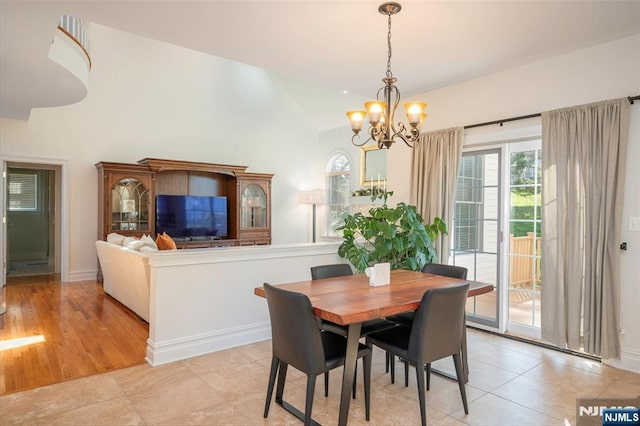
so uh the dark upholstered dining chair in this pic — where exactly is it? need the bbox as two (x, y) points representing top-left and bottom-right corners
(262, 283), (371, 426)
(310, 264), (397, 337)
(386, 263), (469, 385)
(366, 284), (470, 426)
(422, 263), (468, 279)
(311, 264), (397, 385)
(387, 263), (468, 327)
(310, 263), (353, 280)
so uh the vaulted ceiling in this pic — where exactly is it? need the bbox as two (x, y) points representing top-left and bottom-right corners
(1, 1), (639, 122)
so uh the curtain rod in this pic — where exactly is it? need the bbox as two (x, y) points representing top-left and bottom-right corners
(463, 94), (640, 130)
(464, 113), (541, 130)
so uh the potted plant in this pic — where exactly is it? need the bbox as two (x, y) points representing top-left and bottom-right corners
(337, 191), (447, 272)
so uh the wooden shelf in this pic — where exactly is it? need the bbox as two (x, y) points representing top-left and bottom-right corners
(96, 158), (273, 248)
(138, 158), (247, 176)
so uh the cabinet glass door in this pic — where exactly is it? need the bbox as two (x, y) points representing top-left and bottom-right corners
(241, 184), (266, 228)
(111, 178), (149, 232)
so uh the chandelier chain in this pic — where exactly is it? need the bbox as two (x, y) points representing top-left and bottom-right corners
(386, 12), (393, 78)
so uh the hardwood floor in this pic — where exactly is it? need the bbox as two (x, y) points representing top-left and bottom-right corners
(0, 275), (149, 395)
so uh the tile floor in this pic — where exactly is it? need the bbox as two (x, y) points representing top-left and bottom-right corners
(2, 329), (639, 425)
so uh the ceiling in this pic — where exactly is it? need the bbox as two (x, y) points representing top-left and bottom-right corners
(1, 1), (639, 123)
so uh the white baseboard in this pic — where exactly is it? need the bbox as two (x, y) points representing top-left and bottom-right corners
(604, 348), (640, 374)
(145, 322), (271, 366)
(69, 269), (98, 282)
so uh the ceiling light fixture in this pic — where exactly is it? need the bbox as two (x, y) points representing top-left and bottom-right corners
(347, 2), (427, 149)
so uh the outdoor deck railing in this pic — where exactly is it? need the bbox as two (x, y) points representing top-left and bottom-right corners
(509, 232), (541, 287)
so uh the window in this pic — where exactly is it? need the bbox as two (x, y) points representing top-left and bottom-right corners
(8, 172), (38, 211)
(454, 156), (484, 251)
(325, 153), (351, 236)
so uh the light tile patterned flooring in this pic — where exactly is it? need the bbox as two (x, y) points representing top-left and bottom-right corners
(2, 329), (639, 425)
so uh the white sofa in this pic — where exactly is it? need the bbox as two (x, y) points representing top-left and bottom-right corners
(95, 240), (151, 322)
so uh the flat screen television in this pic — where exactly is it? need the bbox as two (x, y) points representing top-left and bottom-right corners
(155, 195), (228, 238)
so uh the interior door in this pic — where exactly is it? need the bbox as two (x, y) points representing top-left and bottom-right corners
(6, 166), (55, 276)
(1, 161), (6, 312)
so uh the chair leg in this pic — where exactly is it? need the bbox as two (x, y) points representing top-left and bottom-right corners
(304, 375), (317, 426)
(426, 363), (431, 391)
(275, 362), (288, 404)
(352, 362), (357, 399)
(404, 359), (409, 387)
(324, 372), (329, 397)
(415, 360), (427, 426)
(390, 354), (395, 384)
(452, 353), (469, 414)
(363, 352), (372, 421)
(461, 323), (469, 383)
(385, 351), (390, 373)
(264, 356), (279, 418)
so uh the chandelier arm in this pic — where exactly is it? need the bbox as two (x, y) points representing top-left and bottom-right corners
(351, 131), (373, 147)
(384, 86), (393, 141)
(389, 120), (404, 140)
(390, 84), (400, 129)
(372, 122), (385, 143)
(392, 124), (421, 147)
(403, 131), (421, 148)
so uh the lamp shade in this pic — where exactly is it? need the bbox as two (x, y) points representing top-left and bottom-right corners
(365, 101), (387, 125)
(298, 189), (325, 205)
(346, 110), (367, 132)
(404, 102), (427, 125)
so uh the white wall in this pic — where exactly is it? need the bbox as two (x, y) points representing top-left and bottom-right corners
(609, 104), (640, 373)
(389, 34), (640, 202)
(0, 23), (324, 279)
(321, 34), (640, 371)
(146, 242), (343, 365)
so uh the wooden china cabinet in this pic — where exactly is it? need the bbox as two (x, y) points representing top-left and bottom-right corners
(232, 173), (272, 246)
(95, 162), (154, 242)
(95, 158), (273, 247)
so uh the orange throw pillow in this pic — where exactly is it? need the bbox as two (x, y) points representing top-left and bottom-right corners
(155, 232), (177, 250)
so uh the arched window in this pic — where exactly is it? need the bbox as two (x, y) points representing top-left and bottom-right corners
(325, 153), (351, 236)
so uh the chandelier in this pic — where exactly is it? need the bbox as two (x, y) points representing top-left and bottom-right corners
(346, 2), (427, 149)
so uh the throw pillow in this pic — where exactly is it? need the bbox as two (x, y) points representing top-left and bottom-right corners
(124, 237), (146, 251)
(156, 232), (177, 250)
(139, 245), (158, 253)
(106, 233), (126, 246)
(140, 234), (158, 250)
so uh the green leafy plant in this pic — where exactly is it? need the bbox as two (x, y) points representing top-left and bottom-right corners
(337, 191), (448, 272)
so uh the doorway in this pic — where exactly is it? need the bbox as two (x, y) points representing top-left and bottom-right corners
(505, 140), (542, 339)
(451, 149), (502, 330)
(4, 163), (62, 279)
(450, 138), (543, 340)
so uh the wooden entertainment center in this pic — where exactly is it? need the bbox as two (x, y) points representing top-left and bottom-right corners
(95, 158), (273, 248)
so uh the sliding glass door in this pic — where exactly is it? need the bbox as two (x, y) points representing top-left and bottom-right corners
(451, 149), (501, 329)
(451, 139), (543, 337)
(506, 140), (542, 338)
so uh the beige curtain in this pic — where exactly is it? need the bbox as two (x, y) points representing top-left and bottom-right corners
(541, 98), (630, 359)
(411, 127), (464, 264)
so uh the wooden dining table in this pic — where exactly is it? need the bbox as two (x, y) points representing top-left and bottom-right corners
(254, 269), (493, 426)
